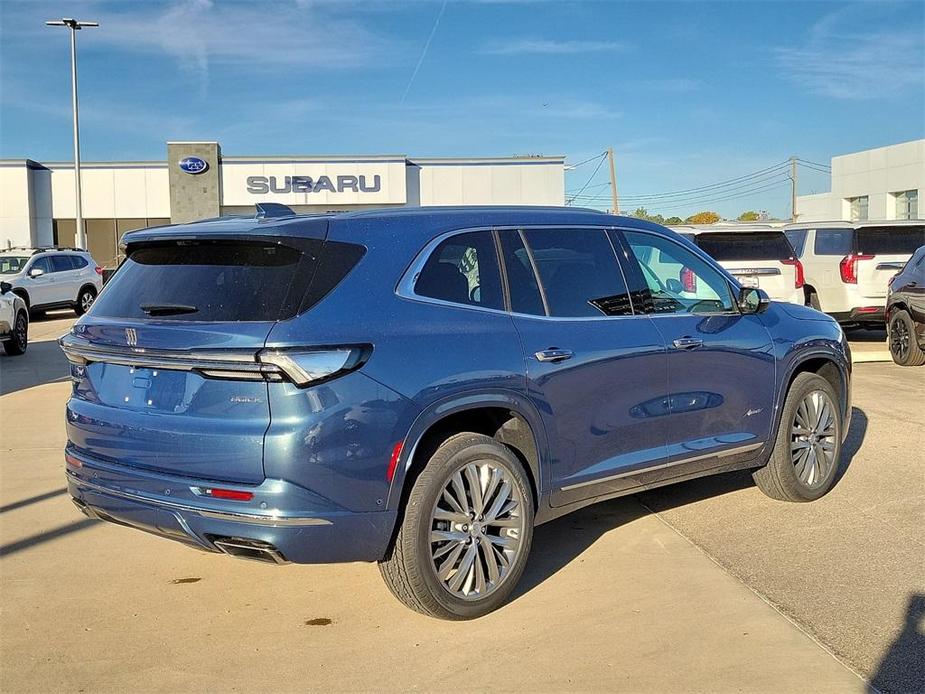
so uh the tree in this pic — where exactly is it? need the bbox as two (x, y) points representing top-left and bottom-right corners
(685, 211), (721, 225)
(737, 210), (760, 222)
(631, 207), (665, 225)
(664, 216), (683, 225)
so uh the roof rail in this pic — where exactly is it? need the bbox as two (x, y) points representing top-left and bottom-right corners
(255, 202), (296, 218)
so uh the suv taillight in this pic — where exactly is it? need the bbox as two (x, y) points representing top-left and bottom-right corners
(257, 347), (369, 386)
(839, 253), (874, 284)
(781, 257), (804, 289)
(94, 266), (104, 275)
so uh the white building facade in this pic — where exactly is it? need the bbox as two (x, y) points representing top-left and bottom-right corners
(1, 141), (565, 268)
(796, 139), (923, 223)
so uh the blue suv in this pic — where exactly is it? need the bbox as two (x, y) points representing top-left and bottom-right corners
(60, 206), (851, 619)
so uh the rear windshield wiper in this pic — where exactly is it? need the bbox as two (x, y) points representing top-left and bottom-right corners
(140, 303), (199, 316)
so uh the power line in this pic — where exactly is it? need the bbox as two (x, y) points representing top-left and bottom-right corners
(589, 160), (791, 202)
(796, 158), (831, 170)
(797, 161), (832, 175)
(572, 178), (792, 213)
(567, 151), (607, 169)
(571, 171), (791, 206)
(565, 153), (607, 205)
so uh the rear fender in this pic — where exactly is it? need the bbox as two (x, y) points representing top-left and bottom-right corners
(385, 389), (549, 512)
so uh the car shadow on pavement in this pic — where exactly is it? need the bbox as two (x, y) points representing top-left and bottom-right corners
(0, 338), (71, 396)
(869, 593), (925, 694)
(514, 407), (868, 603)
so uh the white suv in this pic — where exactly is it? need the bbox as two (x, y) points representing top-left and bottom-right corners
(670, 225), (804, 305)
(0, 248), (103, 316)
(0, 281), (28, 355)
(784, 220), (925, 325)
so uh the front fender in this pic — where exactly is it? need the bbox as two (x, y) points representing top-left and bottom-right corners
(385, 388), (549, 512)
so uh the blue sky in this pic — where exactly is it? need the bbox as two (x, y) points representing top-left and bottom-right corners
(1, 0), (923, 219)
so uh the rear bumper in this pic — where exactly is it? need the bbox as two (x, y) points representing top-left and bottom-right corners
(831, 307), (886, 324)
(65, 449), (397, 564)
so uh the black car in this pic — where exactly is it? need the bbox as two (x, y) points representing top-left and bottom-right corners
(886, 244), (925, 366)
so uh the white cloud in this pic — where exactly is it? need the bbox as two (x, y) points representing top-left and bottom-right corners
(91, 0), (395, 92)
(479, 38), (628, 55)
(775, 5), (925, 99)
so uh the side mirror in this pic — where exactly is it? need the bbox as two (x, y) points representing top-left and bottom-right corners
(665, 278), (684, 294)
(0, 281), (11, 294)
(738, 287), (770, 314)
(28, 267), (44, 278)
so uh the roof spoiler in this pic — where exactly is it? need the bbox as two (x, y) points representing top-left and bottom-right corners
(256, 202), (296, 218)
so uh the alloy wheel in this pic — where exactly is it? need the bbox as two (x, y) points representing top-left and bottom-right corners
(429, 461), (526, 600)
(890, 317), (910, 362)
(790, 390), (837, 488)
(14, 314), (27, 350)
(81, 291), (95, 312)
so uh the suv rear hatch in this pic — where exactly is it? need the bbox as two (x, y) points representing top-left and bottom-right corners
(61, 221), (360, 484)
(852, 225), (925, 302)
(693, 232), (801, 302)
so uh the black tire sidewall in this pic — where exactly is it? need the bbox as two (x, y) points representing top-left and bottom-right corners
(889, 310), (924, 366)
(3, 311), (28, 355)
(75, 287), (96, 316)
(403, 435), (534, 619)
(773, 373), (843, 501)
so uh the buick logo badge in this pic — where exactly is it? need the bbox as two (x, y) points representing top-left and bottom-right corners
(125, 328), (138, 347)
(178, 156), (209, 175)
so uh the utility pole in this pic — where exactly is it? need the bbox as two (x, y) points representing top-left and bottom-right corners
(46, 18), (98, 250)
(790, 156), (798, 222)
(607, 147), (619, 214)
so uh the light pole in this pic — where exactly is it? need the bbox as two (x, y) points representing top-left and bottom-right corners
(46, 18), (98, 250)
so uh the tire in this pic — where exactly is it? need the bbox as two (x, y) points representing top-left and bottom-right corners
(888, 309), (925, 366)
(2, 310), (28, 356)
(74, 286), (97, 316)
(379, 432), (535, 620)
(753, 372), (842, 502)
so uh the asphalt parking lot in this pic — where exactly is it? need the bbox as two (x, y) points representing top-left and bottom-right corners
(1, 313), (922, 693)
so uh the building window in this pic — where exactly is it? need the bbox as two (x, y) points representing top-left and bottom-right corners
(894, 190), (918, 220)
(848, 196), (869, 221)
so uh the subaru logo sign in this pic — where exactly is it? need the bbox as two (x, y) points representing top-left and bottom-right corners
(178, 156), (209, 175)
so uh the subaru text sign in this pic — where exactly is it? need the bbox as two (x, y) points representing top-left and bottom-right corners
(178, 156), (209, 175)
(246, 175), (381, 195)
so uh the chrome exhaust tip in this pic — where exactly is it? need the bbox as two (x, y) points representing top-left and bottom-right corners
(211, 537), (287, 564)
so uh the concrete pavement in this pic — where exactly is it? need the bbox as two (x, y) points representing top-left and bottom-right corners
(0, 312), (909, 692)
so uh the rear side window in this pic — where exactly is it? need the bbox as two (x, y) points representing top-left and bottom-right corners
(51, 255), (74, 272)
(414, 231), (503, 310)
(499, 231), (544, 316)
(785, 229), (807, 256)
(92, 239), (320, 322)
(522, 228), (632, 317)
(814, 229), (852, 255)
(694, 233), (794, 261)
(856, 226), (925, 255)
(71, 255), (89, 269)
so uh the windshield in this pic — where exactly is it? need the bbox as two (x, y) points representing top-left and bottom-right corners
(694, 232), (795, 261)
(0, 256), (29, 274)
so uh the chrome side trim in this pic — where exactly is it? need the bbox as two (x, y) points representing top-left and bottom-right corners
(876, 262), (906, 271)
(67, 472), (332, 527)
(727, 267), (782, 276)
(559, 442), (764, 491)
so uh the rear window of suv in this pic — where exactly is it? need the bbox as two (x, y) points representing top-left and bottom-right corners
(694, 232), (794, 261)
(92, 238), (361, 322)
(856, 226), (925, 255)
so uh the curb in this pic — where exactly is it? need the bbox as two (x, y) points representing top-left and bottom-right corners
(852, 352), (892, 364)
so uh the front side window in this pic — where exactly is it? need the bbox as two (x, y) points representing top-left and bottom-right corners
(894, 190), (919, 220)
(623, 231), (735, 315)
(521, 228), (632, 317)
(414, 231), (503, 310)
(848, 196), (869, 221)
(29, 256), (51, 274)
(814, 229), (853, 255)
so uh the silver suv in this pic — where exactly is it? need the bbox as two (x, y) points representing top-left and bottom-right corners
(0, 248), (103, 316)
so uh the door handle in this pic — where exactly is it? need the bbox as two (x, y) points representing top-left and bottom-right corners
(671, 337), (703, 350)
(535, 348), (573, 362)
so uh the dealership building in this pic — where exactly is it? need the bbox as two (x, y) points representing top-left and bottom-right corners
(796, 139), (923, 223)
(0, 141), (565, 267)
